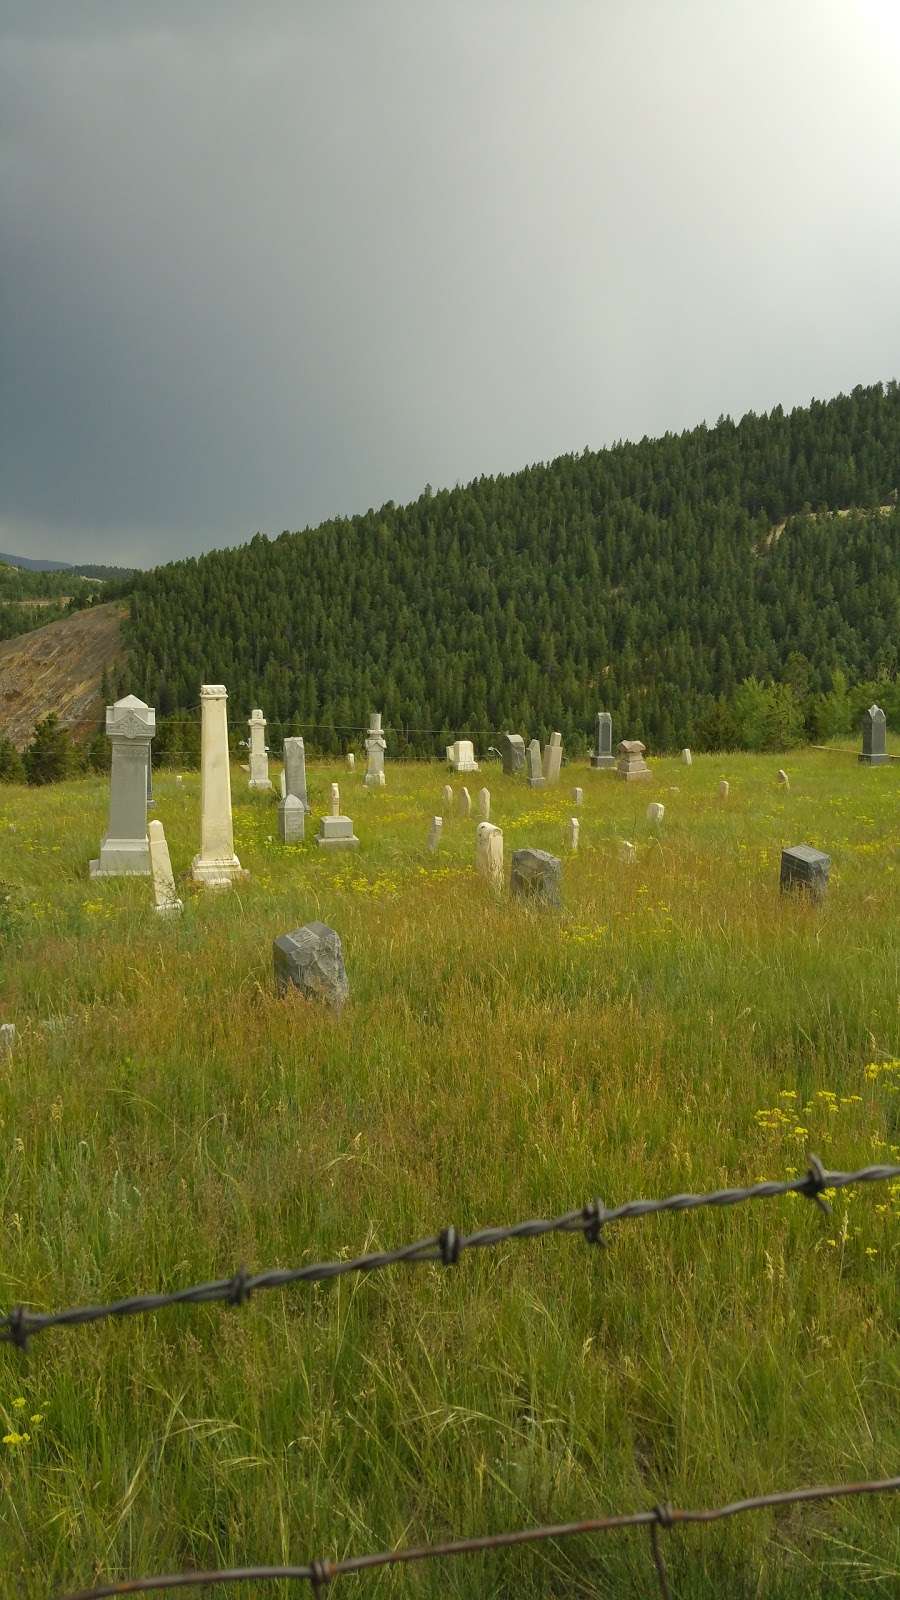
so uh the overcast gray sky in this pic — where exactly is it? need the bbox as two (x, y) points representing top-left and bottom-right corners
(2, 1), (900, 567)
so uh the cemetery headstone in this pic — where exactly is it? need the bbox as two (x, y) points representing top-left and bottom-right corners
(192, 685), (245, 887)
(148, 819), (183, 914)
(364, 712), (387, 788)
(572, 786), (583, 806)
(330, 782), (341, 816)
(248, 709), (273, 791)
(526, 738), (546, 789)
(591, 711), (616, 770)
(646, 802), (665, 824)
(278, 793), (305, 844)
(346, 751), (356, 771)
(618, 839), (637, 863)
(90, 695), (155, 877)
(859, 704), (889, 765)
(279, 770), (287, 799)
(780, 844), (830, 903)
(498, 732), (527, 775)
(510, 847), (562, 907)
(441, 784), (454, 815)
(616, 740), (651, 781)
(273, 922), (349, 1012)
(283, 737), (309, 810)
(718, 779), (730, 799)
(777, 769), (790, 789)
(567, 817), (580, 851)
(681, 748), (692, 766)
(459, 786), (471, 818)
(479, 786), (491, 821)
(428, 816), (443, 852)
(316, 811), (360, 850)
(0, 1023), (16, 1055)
(542, 731), (563, 785)
(447, 739), (479, 772)
(475, 822), (504, 890)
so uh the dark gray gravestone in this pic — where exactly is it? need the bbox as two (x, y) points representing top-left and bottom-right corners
(780, 845), (830, 903)
(273, 922), (349, 1011)
(510, 847), (562, 907)
(591, 711), (616, 769)
(499, 732), (527, 775)
(859, 705), (889, 766)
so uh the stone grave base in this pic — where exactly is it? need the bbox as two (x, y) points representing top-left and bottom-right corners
(191, 853), (245, 888)
(90, 837), (151, 876)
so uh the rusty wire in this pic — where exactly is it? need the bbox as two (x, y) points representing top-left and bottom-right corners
(55, 1475), (900, 1599)
(1, 1158), (897, 1349)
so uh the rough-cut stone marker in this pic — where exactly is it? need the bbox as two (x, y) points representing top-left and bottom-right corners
(364, 712), (387, 788)
(278, 794), (305, 843)
(330, 782), (341, 816)
(479, 786), (491, 821)
(542, 731), (563, 785)
(681, 748), (692, 766)
(283, 736), (309, 810)
(859, 704), (889, 766)
(718, 779), (730, 799)
(148, 819), (183, 915)
(510, 847), (562, 907)
(90, 694), (155, 877)
(346, 752), (356, 771)
(777, 769), (790, 789)
(567, 817), (580, 851)
(591, 711), (616, 770)
(247, 709), (273, 791)
(646, 802), (665, 824)
(476, 822), (504, 890)
(618, 839), (637, 863)
(316, 812), (360, 850)
(273, 922), (349, 1012)
(447, 739), (479, 773)
(572, 786), (583, 806)
(441, 784), (453, 815)
(780, 844), (830, 903)
(526, 738), (546, 789)
(428, 816), (443, 852)
(459, 786), (471, 818)
(616, 739), (651, 781)
(192, 685), (245, 887)
(0, 1023), (16, 1055)
(499, 732), (526, 775)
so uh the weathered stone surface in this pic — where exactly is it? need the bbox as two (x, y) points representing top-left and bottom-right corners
(478, 786), (491, 821)
(499, 733), (526, 775)
(476, 822), (503, 889)
(572, 786), (583, 806)
(441, 784), (453, 814)
(618, 839), (636, 863)
(283, 737), (309, 810)
(591, 711), (616, 770)
(780, 844), (830, 902)
(90, 694), (155, 877)
(148, 819), (182, 914)
(860, 704), (889, 765)
(364, 712), (387, 787)
(616, 740), (651, 782)
(192, 685), (244, 887)
(777, 769), (790, 789)
(458, 786), (471, 818)
(681, 748), (692, 766)
(316, 814), (359, 850)
(330, 782), (341, 816)
(542, 731), (563, 785)
(346, 751), (356, 770)
(526, 739), (545, 789)
(428, 816), (442, 851)
(248, 709), (272, 791)
(273, 922), (349, 1011)
(718, 779), (730, 799)
(566, 817), (579, 851)
(278, 794), (305, 843)
(646, 802), (665, 824)
(447, 739), (479, 773)
(510, 847), (562, 907)
(0, 1023), (16, 1055)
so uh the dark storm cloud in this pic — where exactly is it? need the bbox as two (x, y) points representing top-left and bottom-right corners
(2, 1), (900, 565)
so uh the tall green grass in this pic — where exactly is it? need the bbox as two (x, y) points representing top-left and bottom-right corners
(0, 749), (898, 1597)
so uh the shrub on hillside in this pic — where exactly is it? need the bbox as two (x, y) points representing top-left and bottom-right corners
(23, 713), (75, 784)
(0, 735), (25, 783)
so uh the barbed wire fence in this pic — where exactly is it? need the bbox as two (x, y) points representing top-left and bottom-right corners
(3, 1155), (897, 1597)
(2, 1156), (897, 1348)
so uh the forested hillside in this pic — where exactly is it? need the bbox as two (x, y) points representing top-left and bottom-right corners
(127, 383), (900, 754)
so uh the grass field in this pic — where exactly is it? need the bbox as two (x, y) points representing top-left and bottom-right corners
(0, 749), (898, 1598)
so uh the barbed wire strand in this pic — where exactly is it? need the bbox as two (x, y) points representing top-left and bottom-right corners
(2, 1159), (896, 1349)
(55, 1476), (900, 1600)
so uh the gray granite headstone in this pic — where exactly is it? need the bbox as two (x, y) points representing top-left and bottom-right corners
(273, 922), (349, 1011)
(526, 739), (546, 789)
(591, 711), (616, 770)
(278, 793), (305, 843)
(780, 844), (830, 903)
(90, 695), (155, 876)
(283, 737), (309, 810)
(510, 847), (562, 907)
(499, 733), (527, 775)
(859, 704), (888, 766)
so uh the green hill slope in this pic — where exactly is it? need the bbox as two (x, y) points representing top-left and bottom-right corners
(127, 382), (900, 752)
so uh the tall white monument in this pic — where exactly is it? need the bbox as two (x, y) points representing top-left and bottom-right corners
(192, 684), (244, 887)
(89, 695), (155, 877)
(247, 709), (272, 791)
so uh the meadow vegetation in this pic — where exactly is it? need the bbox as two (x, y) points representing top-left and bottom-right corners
(0, 750), (898, 1597)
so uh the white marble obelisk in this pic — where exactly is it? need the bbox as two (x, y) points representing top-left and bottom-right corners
(192, 685), (244, 887)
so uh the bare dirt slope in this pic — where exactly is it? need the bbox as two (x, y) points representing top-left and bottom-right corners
(0, 601), (127, 748)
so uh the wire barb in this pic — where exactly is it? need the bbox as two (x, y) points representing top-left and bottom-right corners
(582, 1198), (608, 1247)
(800, 1153), (831, 1214)
(439, 1225), (461, 1266)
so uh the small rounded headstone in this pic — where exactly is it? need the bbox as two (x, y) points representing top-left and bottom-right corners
(777, 769), (790, 789)
(618, 839), (636, 864)
(718, 779), (730, 799)
(646, 802), (665, 824)
(681, 748), (692, 765)
(572, 786), (583, 805)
